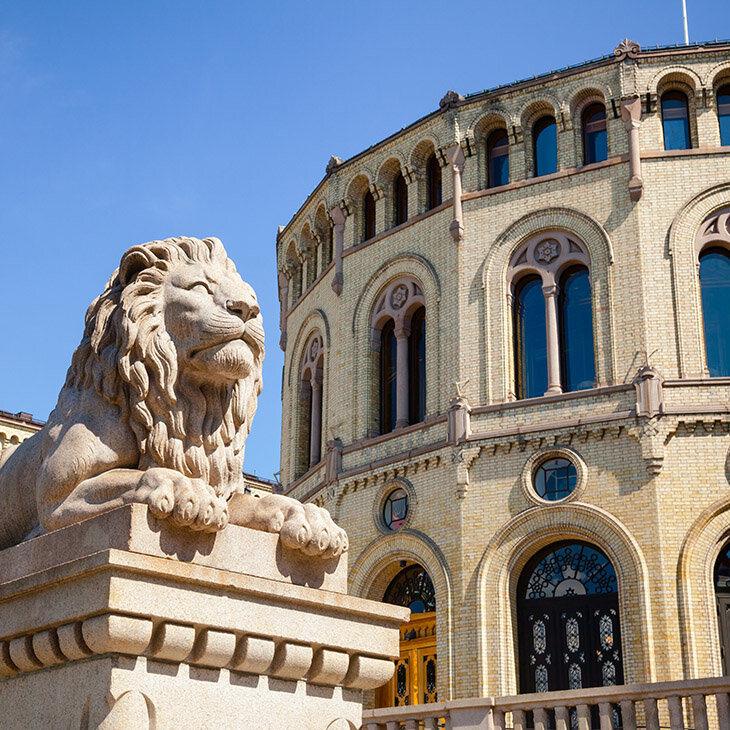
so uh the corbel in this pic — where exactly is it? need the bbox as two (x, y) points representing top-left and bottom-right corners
(452, 445), (482, 499)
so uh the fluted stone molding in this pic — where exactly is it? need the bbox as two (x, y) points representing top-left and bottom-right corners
(330, 204), (347, 295)
(620, 95), (644, 201)
(444, 143), (465, 242)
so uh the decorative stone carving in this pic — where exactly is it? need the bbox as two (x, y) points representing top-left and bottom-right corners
(613, 39), (641, 59)
(390, 283), (409, 309)
(0, 236), (346, 558)
(439, 90), (465, 111)
(326, 155), (343, 175)
(535, 239), (560, 263)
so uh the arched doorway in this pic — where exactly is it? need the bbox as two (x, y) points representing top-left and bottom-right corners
(517, 542), (624, 693)
(376, 563), (437, 707)
(714, 541), (730, 674)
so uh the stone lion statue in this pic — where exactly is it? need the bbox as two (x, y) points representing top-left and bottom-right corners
(0, 236), (347, 557)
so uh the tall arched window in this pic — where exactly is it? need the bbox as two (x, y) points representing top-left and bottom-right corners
(718, 84), (730, 146)
(426, 153), (442, 210)
(378, 563), (437, 708)
(394, 171), (408, 225)
(700, 249), (730, 377)
(697, 208), (730, 377)
(559, 266), (596, 391)
(487, 128), (510, 188)
(533, 115), (558, 176)
(373, 278), (426, 434)
(517, 542), (624, 694)
(582, 103), (607, 165)
(363, 189), (376, 241)
(379, 319), (397, 434)
(510, 232), (594, 399)
(661, 90), (691, 150)
(514, 276), (548, 400)
(298, 332), (324, 475)
(714, 541), (730, 674)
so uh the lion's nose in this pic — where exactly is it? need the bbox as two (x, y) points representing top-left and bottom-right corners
(227, 298), (259, 322)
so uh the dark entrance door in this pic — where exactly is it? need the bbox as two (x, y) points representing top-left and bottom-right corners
(517, 542), (624, 694)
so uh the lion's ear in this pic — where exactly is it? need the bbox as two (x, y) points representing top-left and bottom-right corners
(118, 246), (155, 286)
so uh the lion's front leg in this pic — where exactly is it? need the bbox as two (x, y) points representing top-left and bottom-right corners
(135, 468), (229, 532)
(228, 493), (348, 557)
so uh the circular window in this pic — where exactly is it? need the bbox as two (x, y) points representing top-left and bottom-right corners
(533, 458), (577, 501)
(383, 488), (409, 530)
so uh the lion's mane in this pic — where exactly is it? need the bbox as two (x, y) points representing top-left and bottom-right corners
(64, 237), (264, 498)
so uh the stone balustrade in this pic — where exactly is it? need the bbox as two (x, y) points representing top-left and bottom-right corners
(362, 675), (730, 730)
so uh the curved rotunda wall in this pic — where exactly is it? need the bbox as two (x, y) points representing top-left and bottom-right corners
(277, 42), (730, 702)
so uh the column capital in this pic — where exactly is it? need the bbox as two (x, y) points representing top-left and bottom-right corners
(542, 283), (559, 298)
(620, 95), (642, 126)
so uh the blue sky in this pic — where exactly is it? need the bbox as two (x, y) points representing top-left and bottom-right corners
(0, 1), (724, 479)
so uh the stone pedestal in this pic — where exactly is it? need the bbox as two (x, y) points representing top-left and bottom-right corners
(0, 505), (407, 729)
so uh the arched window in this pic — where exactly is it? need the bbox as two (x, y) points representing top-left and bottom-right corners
(373, 278), (426, 434)
(379, 319), (397, 434)
(378, 563), (437, 708)
(363, 189), (376, 241)
(487, 128), (510, 187)
(718, 84), (730, 146)
(510, 233), (594, 399)
(426, 153), (442, 210)
(661, 90), (691, 150)
(517, 542), (624, 695)
(714, 541), (730, 674)
(394, 171), (408, 225)
(700, 248), (730, 377)
(514, 275), (548, 399)
(533, 115), (558, 176)
(297, 332), (324, 475)
(559, 266), (596, 391)
(408, 306), (426, 423)
(582, 103), (607, 165)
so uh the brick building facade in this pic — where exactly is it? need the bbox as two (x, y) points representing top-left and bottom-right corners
(276, 40), (730, 704)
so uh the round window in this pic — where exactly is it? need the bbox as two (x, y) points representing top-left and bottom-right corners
(383, 488), (409, 530)
(533, 458), (577, 501)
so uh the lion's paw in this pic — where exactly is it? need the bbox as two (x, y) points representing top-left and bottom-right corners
(137, 468), (228, 533)
(277, 499), (348, 558)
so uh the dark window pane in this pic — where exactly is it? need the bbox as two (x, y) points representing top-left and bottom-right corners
(426, 154), (442, 210)
(661, 91), (691, 150)
(514, 275), (547, 399)
(719, 85), (730, 146)
(298, 378), (312, 477)
(394, 171), (408, 225)
(534, 116), (557, 176)
(700, 249), (730, 376)
(534, 458), (577, 501)
(383, 487), (409, 530)
(380, 319), (397, 433)
(559, 267), (595, 391)
(408, 307), (426, 424)
(383, 564), (435, 613)
(363, 190), (376, 241)
(487, 128), (509, 187)
(582, 103), (607, 165)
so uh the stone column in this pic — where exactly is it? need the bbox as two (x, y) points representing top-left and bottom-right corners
(309, 377), (322, 466)
(330, 204), (346, 295)
(620, 96), (644, 201)
(444, 143), (465, 242)
(278, 271), (289, 351)
(543, 284), (562, 394)
(394, 324), (410, 429)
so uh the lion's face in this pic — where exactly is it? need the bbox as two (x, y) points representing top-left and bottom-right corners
(163, 262), (264, 384)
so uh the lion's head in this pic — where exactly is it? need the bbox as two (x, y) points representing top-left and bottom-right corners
(66, 236), (265, 498)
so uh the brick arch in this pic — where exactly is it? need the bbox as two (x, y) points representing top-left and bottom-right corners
(677, 498), (730, 679)
(350, 254), (441, 438)
(349, 529), (455, 699)
(474, 502), (655, 696)
(481, 207), (616, 403)
(668, 183), (730, 377)
(466, 103), (517, 138)
(286, 309), (331, 389)
(704, 61), (730, 92)
(645, 65), (703, 95)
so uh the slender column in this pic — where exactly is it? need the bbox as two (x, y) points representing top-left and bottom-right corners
(278, 271), (290, 351)
(543, 283), (562, 394)
(667, 695), (684, 729)
(394, 324), (410, 429)
(444, 143), (465, 241)
(309, 377), (322, 466)
(620, 95), (644, 201)
(329, 205), (346, 295)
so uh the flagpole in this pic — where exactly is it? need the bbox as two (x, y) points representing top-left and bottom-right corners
(682, 0), (690, 45)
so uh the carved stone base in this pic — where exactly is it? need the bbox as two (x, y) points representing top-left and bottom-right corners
(0, 505), (407, 729)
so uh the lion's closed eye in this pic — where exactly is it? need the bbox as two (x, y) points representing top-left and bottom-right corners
(188, 281), (213, 295)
